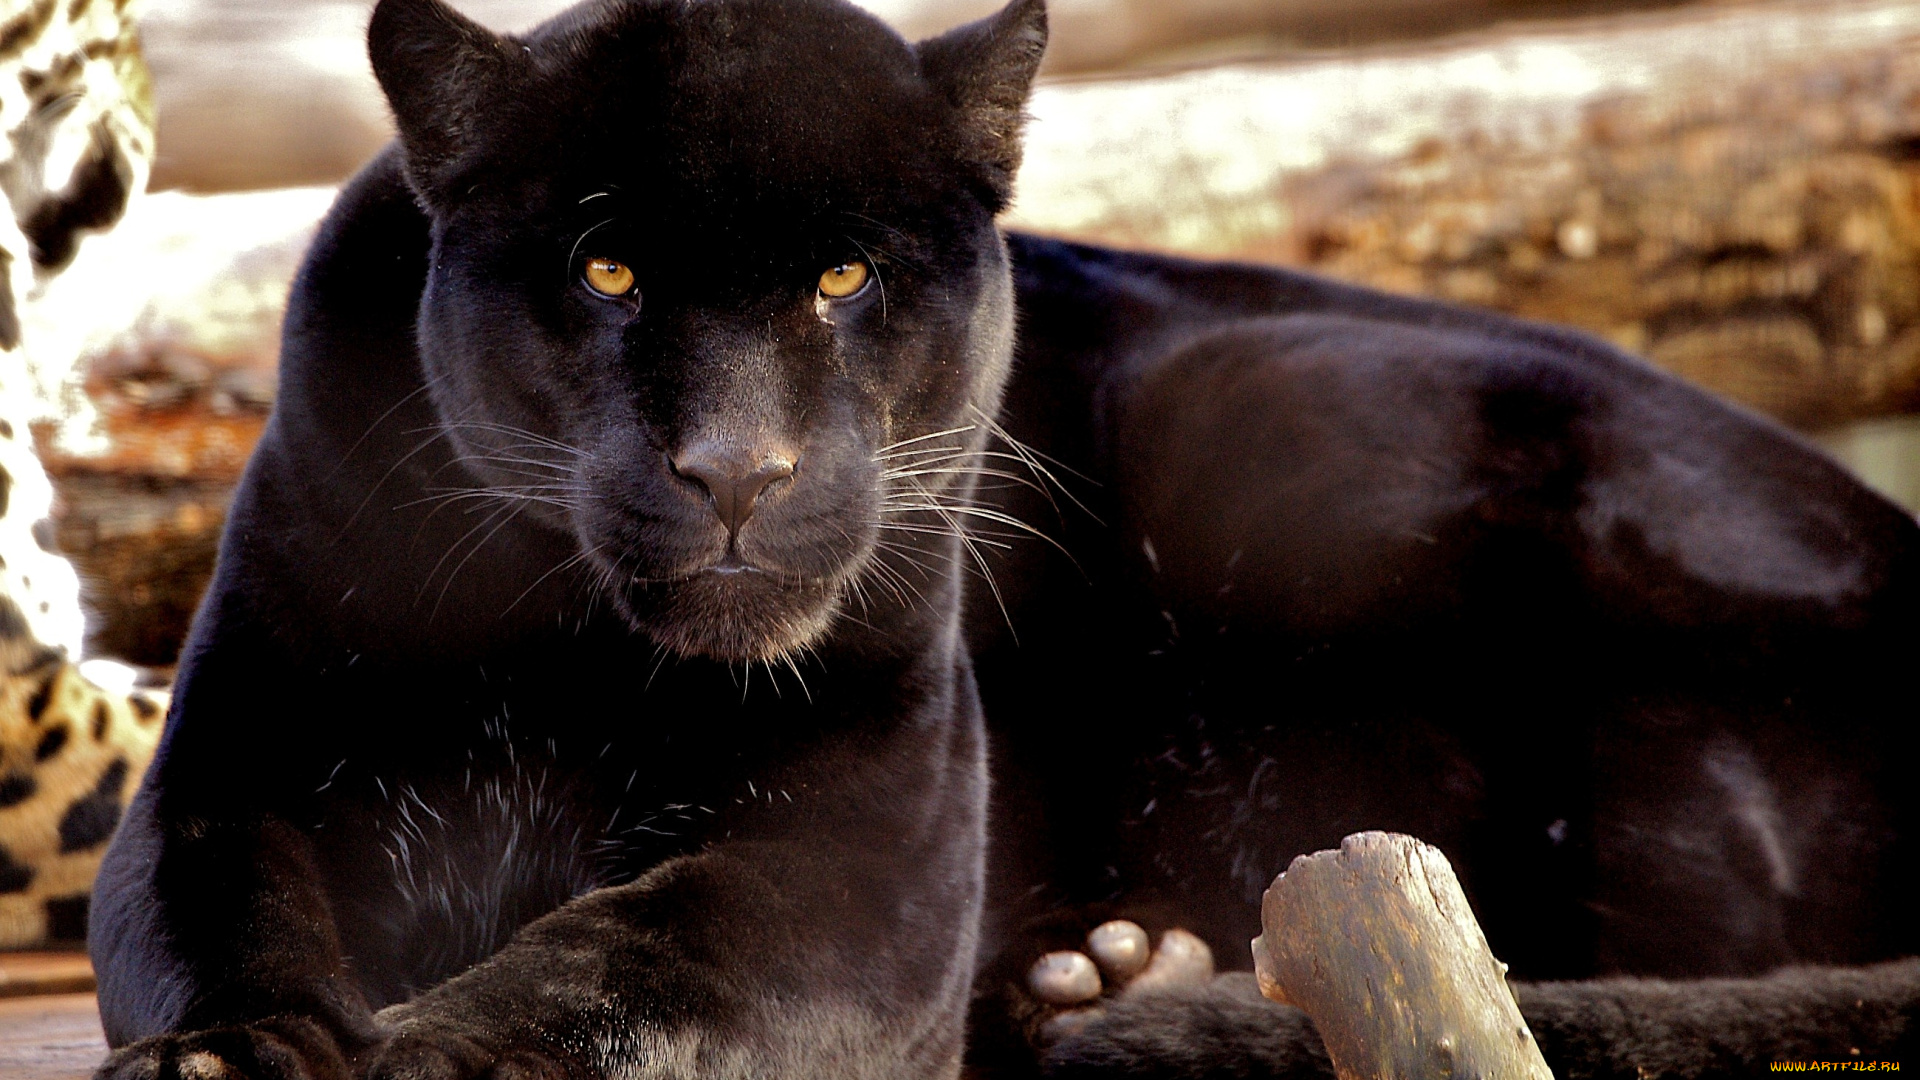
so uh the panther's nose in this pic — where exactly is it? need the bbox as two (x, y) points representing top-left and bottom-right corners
(671, 442), (796, 536)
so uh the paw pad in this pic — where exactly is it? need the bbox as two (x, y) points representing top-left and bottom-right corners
(1028, 950), (1102, 1005)
(1085, 919), (1150, 982)
(1128, 925), (1214, 992)
(1025, 920), (1216, 1024)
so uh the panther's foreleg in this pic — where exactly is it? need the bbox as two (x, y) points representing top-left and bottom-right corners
(367, 664), (990, 1080)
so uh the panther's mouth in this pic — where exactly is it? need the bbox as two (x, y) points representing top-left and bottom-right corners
(605, 552), (854, 663)
(700, 562), (758, 576)
(641, 553), (815, 587)
(573, 412), (1062, 663)
(695, 549), (781, 577)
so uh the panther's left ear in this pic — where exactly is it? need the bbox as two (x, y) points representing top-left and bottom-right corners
(368, 0), (530, 210)
(916, 0), (1048, 211)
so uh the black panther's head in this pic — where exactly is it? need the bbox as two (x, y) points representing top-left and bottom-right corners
(367, 0), (1046, 660)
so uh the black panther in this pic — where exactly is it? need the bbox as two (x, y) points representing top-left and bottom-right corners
(88, 0), (1919, 1077)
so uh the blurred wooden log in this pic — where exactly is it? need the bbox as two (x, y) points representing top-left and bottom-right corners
(1008, 0), (1920, 428)
(140, 0), (1728, 191)
(927, 0), (1920, 499)
(1252, 832), (1551, 1080)
(869, 0), (1715, 73)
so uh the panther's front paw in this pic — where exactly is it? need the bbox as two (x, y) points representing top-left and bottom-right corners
(92, 1017), (355, 1080)
(366, 1024), (567, 1080)
(1026, 921), (1216, 1042)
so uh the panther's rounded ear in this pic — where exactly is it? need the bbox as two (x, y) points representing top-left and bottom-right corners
(368, 0), (528, 209)
(916, 0), (1048, 211)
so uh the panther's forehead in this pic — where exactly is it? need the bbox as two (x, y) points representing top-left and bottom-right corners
(522, 0), (957, 224)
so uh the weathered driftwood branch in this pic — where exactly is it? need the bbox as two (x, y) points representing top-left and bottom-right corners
(1252, 832), (1552, 1080)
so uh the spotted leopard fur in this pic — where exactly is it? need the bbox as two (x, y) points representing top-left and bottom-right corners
(0, 0), (165, 947)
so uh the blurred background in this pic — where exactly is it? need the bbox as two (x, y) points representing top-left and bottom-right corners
(36, 0), (1920, 667)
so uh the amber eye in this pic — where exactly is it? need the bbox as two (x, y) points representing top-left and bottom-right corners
(818, 261), (870, 299)
(583, 256), (635, 298)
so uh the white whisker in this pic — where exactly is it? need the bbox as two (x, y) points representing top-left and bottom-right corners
(872, 425), (978, 456)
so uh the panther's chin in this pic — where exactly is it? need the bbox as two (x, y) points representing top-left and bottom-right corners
(615, 566), (844, 663)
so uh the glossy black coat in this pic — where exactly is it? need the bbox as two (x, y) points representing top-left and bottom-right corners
(88, 0), (1920, 1077)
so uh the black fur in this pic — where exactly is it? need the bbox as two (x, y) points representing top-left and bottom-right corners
(1039, 965), (1920, 1078)
(89, 0), (1918, 1078)
(954, 236), (1920, 1074)
(93, 1), (1026, 1075)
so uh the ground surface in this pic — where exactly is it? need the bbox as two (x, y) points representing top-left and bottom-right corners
(0, 953), (104, 1080)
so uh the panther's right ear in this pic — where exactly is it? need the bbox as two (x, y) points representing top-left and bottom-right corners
(368, 0), (528, 209)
